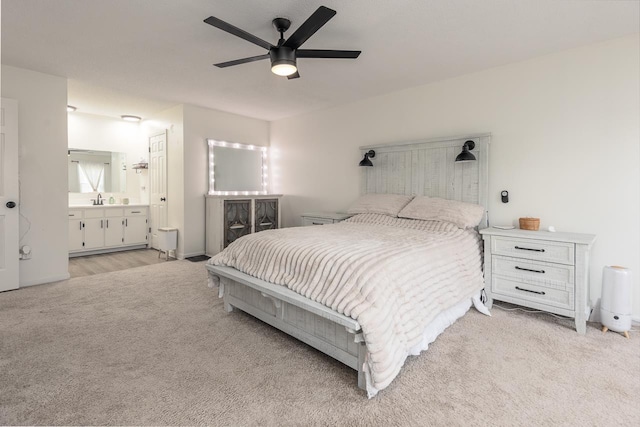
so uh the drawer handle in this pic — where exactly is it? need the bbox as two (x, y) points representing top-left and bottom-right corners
(515, 246), (545, 253)
(312, 222), (324, 225)
(130, 210), (141, 214)
(515, 286), (546, 295)
(515, 266), (545, 274)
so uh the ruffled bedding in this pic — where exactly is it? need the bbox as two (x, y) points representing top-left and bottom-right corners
(208, 213), (486, 395)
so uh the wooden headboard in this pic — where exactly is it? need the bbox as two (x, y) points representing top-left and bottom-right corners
(359, 133), (490, 227)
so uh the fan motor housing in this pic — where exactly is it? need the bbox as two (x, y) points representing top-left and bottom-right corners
(269, 46), (296, 66)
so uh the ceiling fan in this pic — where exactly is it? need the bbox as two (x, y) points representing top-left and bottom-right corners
(204, 5), (361, 79)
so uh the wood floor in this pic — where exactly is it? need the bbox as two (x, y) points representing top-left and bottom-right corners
(68, 249), (174, 278)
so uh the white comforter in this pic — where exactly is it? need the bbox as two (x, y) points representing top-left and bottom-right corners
(208, 213), (485, 395)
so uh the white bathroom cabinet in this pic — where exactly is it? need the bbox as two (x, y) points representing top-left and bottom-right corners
(68, 206), (149, 256)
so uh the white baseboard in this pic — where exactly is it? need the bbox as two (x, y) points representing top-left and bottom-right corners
(20, 272), (71, 287)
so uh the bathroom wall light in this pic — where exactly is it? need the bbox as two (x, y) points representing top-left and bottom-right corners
(359, 150), (375, 167)
(455, 140), (476, 162)
(121, 115), (142, 122)
(67, 105), (77, 112)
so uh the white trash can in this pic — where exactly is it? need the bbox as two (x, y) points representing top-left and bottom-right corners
(158, 227), (178, 260)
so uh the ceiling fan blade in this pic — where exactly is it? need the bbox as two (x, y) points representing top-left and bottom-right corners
(287, 71), (300, 80)
(282, 6), (336, 49)
(204, 16), (274, 50)
(297, 49), (361, 59)
(214, 54), (270, 68)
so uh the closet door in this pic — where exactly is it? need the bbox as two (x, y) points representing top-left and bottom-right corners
(224, 200), (251, 247)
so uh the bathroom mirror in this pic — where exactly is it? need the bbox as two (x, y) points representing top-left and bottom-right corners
(68, 149), (127, 193)
(207, 139), (267, 195)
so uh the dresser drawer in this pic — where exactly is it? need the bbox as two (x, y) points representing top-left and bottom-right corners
(492, 276), (574, 311)
(302, 217), (335, 226)
(492, 256), (574, 289)
(492, 236), (574, 265)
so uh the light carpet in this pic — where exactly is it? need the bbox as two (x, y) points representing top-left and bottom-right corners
(0, 260), (638, 426)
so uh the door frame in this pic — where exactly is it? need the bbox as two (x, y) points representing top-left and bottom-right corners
(0, 98), (20, 291)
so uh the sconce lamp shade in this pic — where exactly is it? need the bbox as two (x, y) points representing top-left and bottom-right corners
(359, 150), (376, 167)
(455, 140), (476, 162)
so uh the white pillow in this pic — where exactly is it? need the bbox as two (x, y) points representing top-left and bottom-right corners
(347, 193), (414, 217)
(397, 196), (484, 228)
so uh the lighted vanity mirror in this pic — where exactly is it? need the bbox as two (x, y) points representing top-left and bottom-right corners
(68, 149), (127, 193)
(207, 139), (267, 195)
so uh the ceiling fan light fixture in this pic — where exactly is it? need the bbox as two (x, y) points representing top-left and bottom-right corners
(271, 61), (297, 76)
(270, 47), (297, 76)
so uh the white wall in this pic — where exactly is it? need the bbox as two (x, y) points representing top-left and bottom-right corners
(68, 113), (149, 205)
(145, 104), (269, 259)
(1, 65), (70, 286)
(182, 104), (269, 258)
(270, 35), (640, 317)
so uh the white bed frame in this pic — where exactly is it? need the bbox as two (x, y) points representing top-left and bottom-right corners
(206, 133), (490, 392)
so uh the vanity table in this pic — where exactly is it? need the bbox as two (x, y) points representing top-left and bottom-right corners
(68, 205), (149, 256)
(205, 195), (281, 256)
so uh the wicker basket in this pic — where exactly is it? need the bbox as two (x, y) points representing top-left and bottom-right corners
(519, 217), (540, 231)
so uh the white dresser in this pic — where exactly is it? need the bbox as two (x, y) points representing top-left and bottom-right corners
(301, 212), (352, 226)
(68, 205), (149, 256)
(205, 195), (282, 256)
(480, 228), (596, 334)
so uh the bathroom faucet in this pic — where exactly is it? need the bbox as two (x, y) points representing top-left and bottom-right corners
(96, 193), (103, 205)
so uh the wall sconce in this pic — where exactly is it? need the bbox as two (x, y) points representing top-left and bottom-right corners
(455, 140), (476, 162)
(359, 150), (376, 167)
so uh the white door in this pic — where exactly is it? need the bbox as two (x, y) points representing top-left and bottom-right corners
(149, 132), (168, 249)
(0, 98), (19, 291)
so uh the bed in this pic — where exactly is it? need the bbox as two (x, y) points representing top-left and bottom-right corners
(206, 134), (491, 397)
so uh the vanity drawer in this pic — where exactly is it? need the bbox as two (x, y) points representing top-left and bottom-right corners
(68, 209), (83, 219)
(84, 209), (105, 219)
(125, 208), (147, 217)
(492, 256), (574, 289)
(492, 276), (574, 311)
(105, 208), (124, 218)
(491, 236), (574, 265)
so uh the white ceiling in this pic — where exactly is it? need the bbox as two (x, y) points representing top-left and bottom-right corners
(2, 0), (638, 121)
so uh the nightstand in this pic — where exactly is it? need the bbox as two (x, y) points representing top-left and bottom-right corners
(301, 212), (352, 226)
(479, 228), (596, 334)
